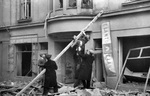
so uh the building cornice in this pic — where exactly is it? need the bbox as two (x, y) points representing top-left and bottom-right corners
(103, 4), (150, 17)
(1, 5), (150, 30)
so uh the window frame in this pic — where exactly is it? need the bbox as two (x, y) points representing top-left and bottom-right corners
(18, 0), (32, 23)
(81, 0), (93, 9)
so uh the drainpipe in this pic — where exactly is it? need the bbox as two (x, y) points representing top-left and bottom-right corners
(43, 11), (52, 38)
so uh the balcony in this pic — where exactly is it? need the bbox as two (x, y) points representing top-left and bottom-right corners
(51, 0), (94, 17)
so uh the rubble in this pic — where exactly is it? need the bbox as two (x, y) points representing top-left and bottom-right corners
(0, 80), (150, 96)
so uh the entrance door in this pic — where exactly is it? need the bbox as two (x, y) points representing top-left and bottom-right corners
(64, 47), (75, 83)
(94, 39), (105, 81)
(95, 53), (104, 81)
(55, 42), (75, 83)
(16, 43), (32, 76)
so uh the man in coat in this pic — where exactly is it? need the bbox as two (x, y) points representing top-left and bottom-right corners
(73, 51), (82, 88)
(42, 54), (58, 95)
(78, 49), (95, 89)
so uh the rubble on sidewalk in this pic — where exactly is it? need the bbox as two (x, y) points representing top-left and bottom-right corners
(0, 80), (41, 96)
(0, 80), (150, 96)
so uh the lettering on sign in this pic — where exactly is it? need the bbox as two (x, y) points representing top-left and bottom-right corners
(102, 22), (116, 76)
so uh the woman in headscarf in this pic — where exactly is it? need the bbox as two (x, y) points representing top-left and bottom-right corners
(42, 54), (58, 95)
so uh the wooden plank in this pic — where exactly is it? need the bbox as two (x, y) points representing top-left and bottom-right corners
(115, 50), (131, 90)
(143, 67), (150, 93)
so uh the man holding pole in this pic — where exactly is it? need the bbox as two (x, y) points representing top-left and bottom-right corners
(40, 54), (58, 96)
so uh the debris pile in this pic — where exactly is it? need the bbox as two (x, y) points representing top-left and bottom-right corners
(0, 80), (150, 96)
(0, 80), (41, 96)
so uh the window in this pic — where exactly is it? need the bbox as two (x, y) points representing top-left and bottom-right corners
(40, 42), (48, 50)
(20, 0), (31, 20)
(141, 48), (150, 57)
(69, 0), (76, 8)
(128, 49), (140, 58)
(59, 0), (63, 8)
(81, 0), (93, 8)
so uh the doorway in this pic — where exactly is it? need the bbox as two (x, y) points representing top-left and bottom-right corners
(16, 43), (32, 76)
(55, 41), (76, 83)
(94, 39), (104, 82)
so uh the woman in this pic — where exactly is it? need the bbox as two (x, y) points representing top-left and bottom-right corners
(42, 54), (58, 95)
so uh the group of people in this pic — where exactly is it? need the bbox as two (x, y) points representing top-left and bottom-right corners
(73, 34), (95, 89)
(38, 34), (100, 95)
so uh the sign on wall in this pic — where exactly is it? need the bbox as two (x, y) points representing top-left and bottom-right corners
(10, 35), (38, 44)
(102, 22), (116, 77)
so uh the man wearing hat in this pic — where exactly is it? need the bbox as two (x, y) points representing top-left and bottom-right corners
(41, 54), (58, 95)
(38, 54), (47, 87)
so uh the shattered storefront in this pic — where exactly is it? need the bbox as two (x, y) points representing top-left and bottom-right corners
(118, 36), (150, 89)
(112, 11), (150, 90)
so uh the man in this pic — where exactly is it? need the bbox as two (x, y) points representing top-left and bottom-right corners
(78, 49), (95, 89)
(38, 54), (47, 72)
(73, 51), (82, 88)
(74, 35), (90, 55)
(73, 35), (90, 88)
(41, 54), (58, 96)
(38, 54), (47, 86)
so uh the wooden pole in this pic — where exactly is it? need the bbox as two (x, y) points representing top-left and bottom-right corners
(16, 10), (103, 96)
(143, 67), (150, 93)
(115, 50), (131, 90)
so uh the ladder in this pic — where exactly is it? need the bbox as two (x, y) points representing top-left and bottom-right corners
(16, 10), (103, 96)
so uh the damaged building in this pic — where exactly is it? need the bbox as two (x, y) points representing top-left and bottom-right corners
(0, 0), (150, 91)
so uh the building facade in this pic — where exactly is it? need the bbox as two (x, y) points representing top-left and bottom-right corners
(0, 0), (150, 88)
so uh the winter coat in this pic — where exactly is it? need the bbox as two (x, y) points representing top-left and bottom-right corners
(43, 59), (58, 88)
(78, 53), (94, 80)
(73, 53), (82, 79)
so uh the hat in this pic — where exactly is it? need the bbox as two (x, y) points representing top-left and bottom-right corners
(46, 54), (52, 59)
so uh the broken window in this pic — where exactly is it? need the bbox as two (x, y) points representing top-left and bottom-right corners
(81, 0), (93, 8)
(128, 49), (140, 58)
(69, 0), (76, 8)
(20, 0), (31, 19)
(123, 46), (150, 83)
